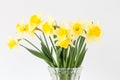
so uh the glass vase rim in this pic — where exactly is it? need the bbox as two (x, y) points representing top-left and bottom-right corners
(48, 66), (83, 69)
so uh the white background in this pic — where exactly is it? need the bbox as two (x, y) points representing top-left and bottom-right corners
(0, 0), (120, 80)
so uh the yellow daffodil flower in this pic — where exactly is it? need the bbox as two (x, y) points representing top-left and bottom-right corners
(42, 17), (54, 34)
(28, 14), (42, 36)
(71, 21), (84, 36)
(58, 37), (70, 48)
(56, 27), (74, 48)
(42, 22), (54, 34)
(57, 27), (69, 37)
(24, 24), (29, 32)
(25, 24), (36, 37)
(86, 22), (102, 43)
(56, 25), (75, 48)
(16, 23), (25, 33)
(30, 14), (42, 26)
(16, 23), (30, 33)
(8, 37), (18, 49)
(16, 23), (36, 37)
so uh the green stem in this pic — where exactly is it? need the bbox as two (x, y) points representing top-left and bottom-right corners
(42, 32), (50, 50)
(35, 33), (58, 67)
(65, 46), (70, 68)
(35, 33), (42, 42)
(49, 36), (60, 67)
(49, 36), (57, 53)
(23, 38), (41, 52)
(19, 44), (54, 67)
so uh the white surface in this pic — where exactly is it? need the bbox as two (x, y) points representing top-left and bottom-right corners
(0, 0), (120, 80)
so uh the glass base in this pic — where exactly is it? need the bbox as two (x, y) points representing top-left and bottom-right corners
(48, 67), (82, 80)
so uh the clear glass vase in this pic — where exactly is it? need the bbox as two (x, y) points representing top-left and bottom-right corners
(48, 67), (82, 80)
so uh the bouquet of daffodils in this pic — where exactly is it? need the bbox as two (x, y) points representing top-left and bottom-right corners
(8, 14), (102, 68)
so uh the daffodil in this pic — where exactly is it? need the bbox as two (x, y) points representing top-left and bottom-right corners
(30, 14), (42, 26)
(56, 27), (74, 48)
(28, 14), (42, 36)
(25, 24), (36, 37)
(16, 14), (42, 35)
(8, 13), (102, 68)
(24, 24), (29, 32)
(42, 22), (54, 34)
(8, 37), (18, 49)
(58, 37), (70, 48)
(42, 17), (54, 34)
(86, 22), (102, 42)
(16, 23), (30, 33)
(16, 23), (34, 37)
(71, 21), (84, 36)
(57, 27), (69, 37)
(16, 23), (25, 33)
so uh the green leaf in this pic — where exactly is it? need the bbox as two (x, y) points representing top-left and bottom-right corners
(41, 42), (52, 59)
(74, 36), (86, 67)
(77, 36), (86, 54)
(49, 37), (60, 67)
(63, 48), (67, 63)
(65, 46), (70, 68)
(35, 33), (52, 60)
(41, 42), (57, 67)
(20, 44), (54, 67)
(67, 46), (75, 68)
(76, 43), (87, 67)
(70, 38), (80, 67)
(57, 47), (62, 67)
(60, 48), (64, 67)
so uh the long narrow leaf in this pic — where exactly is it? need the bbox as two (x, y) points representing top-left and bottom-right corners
(35, 33), (57, 66)
(75, 36), (86, 67)
(76, 43), (87, 67)
(19, 44), (54, 67)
